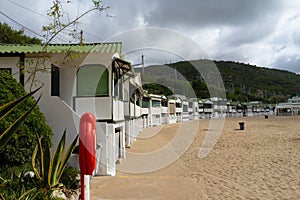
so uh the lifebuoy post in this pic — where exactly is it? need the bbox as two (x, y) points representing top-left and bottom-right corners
(79, 113), (96, 200)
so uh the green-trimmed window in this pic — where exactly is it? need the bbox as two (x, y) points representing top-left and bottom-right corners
(77, 64), (109, 96)
(152, 100), (161, 108)
(142, 98), (149, 108)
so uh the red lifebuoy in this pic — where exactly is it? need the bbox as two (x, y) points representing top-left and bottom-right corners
(79, 112), (96, 175)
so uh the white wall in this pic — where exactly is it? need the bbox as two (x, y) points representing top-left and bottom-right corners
(130, 102), (135, 117)
(113, 98), (125, 121)
(0, 57), (19, 81)
(141, 108), (149, 115)
(75, 97), (111, 120)
(161, 107), (168, 114)
(176, 107), (183, 113)
(94, 121), (126, 176)
(135, 105), (141, 117)
(39, 95), (80, 149)
(151, 107), (161, 115)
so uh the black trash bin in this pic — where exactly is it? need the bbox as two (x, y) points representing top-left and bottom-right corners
(239, 121), (245, 130)
(265, 115), (268, 119)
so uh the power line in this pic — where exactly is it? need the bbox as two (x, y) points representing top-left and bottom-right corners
(0, 7), (71, 42)
(5, 0), (70, 42)
(6, 0), (103, 42)
(0, 3), (76, 43)
(0, 10), (44, 38)
(84, 31), (102, 41)
(7, 0), (51, 20)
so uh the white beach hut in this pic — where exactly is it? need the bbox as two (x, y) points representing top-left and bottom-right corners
(0, 43), (134, 176)
(149, 94), (162, 126)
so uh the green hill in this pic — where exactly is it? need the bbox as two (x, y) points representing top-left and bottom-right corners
(136, 59), (300, 103)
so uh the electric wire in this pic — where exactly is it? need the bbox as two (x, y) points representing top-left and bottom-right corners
(0, 9), (44, 38)
(5, 0), (103, 42)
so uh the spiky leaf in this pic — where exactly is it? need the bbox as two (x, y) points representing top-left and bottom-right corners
(57, 134), (79, 181)
(31, 145), (41, 180)
(43, 142), (51, 187)
(0, 87), (41, 121)
(0, 95), (41, 150)
(50, 130), (66, 186)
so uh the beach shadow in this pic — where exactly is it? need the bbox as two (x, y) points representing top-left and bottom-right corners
(291, 137), (300, 142)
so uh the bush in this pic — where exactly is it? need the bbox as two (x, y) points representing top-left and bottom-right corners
(61, 166), (80, 190)
(0, 166), (52, 200)
(0, 70), (52, 166)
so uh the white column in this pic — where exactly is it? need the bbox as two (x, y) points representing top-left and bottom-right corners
(84, 175), (90, 200)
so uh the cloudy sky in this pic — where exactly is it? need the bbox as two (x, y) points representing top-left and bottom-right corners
(1, 0), (300, 73)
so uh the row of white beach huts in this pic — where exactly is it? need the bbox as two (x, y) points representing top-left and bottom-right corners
(0, 42), (292, 176)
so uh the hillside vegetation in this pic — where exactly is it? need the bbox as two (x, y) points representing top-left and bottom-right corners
(137, 59), (300, 103)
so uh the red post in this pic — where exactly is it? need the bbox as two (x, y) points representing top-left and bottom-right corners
(79, 113), (96, 200)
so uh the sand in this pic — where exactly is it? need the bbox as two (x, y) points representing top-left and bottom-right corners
(90, 116), (300, 199)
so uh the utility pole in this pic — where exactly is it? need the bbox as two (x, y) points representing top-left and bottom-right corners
(175, 66), (177, 80)
(80, 30), (83, 45)
(142, 55), (144, 74)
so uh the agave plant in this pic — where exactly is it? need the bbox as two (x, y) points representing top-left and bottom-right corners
(0, 87), (41, 150)
(0, 87), (45, 199)
(31, 130), (78, 189)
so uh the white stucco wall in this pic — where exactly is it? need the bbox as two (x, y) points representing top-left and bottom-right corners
(0, 57), (19, 81)
(75, 97), (111, 120)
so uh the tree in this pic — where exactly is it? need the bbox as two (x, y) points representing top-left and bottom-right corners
(0, 23), (41, 44)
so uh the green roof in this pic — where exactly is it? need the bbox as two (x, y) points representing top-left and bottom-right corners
(0, 42), (123, 54)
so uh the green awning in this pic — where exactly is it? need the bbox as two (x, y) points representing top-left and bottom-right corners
(0, 43), (122, 54)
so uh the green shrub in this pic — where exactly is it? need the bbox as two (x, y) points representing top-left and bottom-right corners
(61, 166), (80, 190)
(0, 169), (51, 200)
(0, 70), (52, 166)
(0, 163), (41, 200)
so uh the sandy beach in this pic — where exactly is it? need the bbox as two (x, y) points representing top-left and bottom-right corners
(90, 116), (300, 199)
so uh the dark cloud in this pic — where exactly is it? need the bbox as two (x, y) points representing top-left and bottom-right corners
(2, 0), (300, 73)
(217, 17), (280, 47)
(81, 0), (151, 41)
(143, 0), (283, 28)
